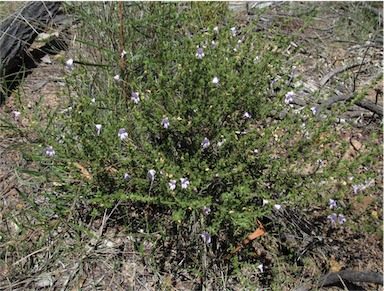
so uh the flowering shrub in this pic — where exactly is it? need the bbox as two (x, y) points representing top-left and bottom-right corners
(15, 2), (381, 283)
(39, 2), (323, 239)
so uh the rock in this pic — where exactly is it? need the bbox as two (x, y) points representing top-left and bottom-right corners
(350, 138), (362, 151)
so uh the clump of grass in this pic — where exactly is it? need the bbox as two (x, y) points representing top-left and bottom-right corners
(3, 2), (382, 289)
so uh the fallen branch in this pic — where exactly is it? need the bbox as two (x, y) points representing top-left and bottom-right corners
(320, 59), (371, 87)
(319, 270), (384, 287)
(293, 270), (384, 291)
(315, 94), (383, 118)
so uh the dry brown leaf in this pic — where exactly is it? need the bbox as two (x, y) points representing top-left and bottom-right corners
(371, 210), (378, 219)
(351, 196), (373, 215)
(330, 258), (342, 272)
(227, 220), (266, 258)
(105, 167), (118, 173)
(71, 162), (92, 181)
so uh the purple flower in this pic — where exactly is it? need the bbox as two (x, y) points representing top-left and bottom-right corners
(45, 146), (55, 157)
(95, 124), (102, 135)
(201, 137), (210, 149)
(118, 128), (128, 141)
(114, 74), (121, 83)
(257, 263), (264, 273)
(327, 213), (338, 223)
(180, 177), (190, 189)
(212, 76), (220, 87)
(169, 179), (176, 191)
(338, 214), (346, 224)
(196, 47), (205, 59)
(353, 184), (359, 194)
(311, 106), (317, 115)
(148, 169), (156, 181)
(328, 213), (346, 225)
(243, 112), (252, 119)
(12, 111), (21, 121)
(211, 40), (217, 48)
(285, 91), (294, 105)
(230, 26), (236, 36)
(124, 173), (131, 181)
(329, 199), (337, 209)
(217, 138), (226, 147)
(203, 206), (211, 216)
(131, 92), (140, 104)
(161, 117), (170, 128)
(201, 232), (211, 245)
(65, 58), (74, 71)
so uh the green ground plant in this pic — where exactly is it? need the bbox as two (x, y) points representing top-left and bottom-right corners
(2, 2), (382, 289)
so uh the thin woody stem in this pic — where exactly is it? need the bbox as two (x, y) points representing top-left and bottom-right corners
(119, 1), (127, 102)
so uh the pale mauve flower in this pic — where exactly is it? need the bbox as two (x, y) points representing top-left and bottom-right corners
(118, 128), (128, 141)
(201, 232), (211, 244)
(243, 112), (252, 119)
(201, 137), (210, 149)
(329, 199), (337, 209)
(203, 206), (211, 216)
(148, 169), (156, 181)
(217, 139), (226, 147)
(257, 263), (264, 273)
(46, 146), (55, 157)
(161, 117), (170, 128)
(66, 58), (74, 71)
(212, 76), (220, 87)
(12, 111), (21, 120)
(274, 204), (281, 210)
(169, 180), (176, 191)
(196, 47), (205, 59)
(230, 26), (236, 36)
(131, 92), (140, 104)
(285, 91), (294, 105)
(327, 213), (337, 224)
(114, 75), (120, 83)
(338, 214), (346, 224)
(95, 124), (102, 135)
(180, 177), (190, 189)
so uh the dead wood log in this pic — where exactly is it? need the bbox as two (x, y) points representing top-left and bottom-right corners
(0, 1), (63, 104)
(293, 270), (383, 291)
(319, 270), (384, 287)
(315, 94), (383, 119)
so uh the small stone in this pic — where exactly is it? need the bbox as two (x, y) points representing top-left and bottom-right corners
(350, 139), (362, 151)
